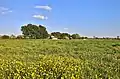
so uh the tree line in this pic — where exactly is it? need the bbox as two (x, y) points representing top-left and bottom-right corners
(0, 24), (87, 39)
(0, 24), (119, 39)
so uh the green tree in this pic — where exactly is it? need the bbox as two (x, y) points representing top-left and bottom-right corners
(71, 34), (80, 39)
(10, 34), (16, 39)
(51, 32), (61, 39)
(80, 36), (88, 39)
(51, 32), (71, 39)
(21, 24), (49, 39)
(16, 35), (24, 39)
(1, 35), (9, 39)
(60, 33), (70, 39)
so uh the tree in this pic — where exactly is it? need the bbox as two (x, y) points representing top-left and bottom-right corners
(60, 33), (70, 39)
(51, 32), (71, 39)
(10, 34), (16, 39)
(51, 32), (61, 39)
(1, 35), (9, 39)
(84, 37), (88, 39)
(117, 36), (120, 39)
(21, 24), (49, 39)
(16, 35), (24, 39)
(80, 36), (88, 39)
(71, 34), (80, 39)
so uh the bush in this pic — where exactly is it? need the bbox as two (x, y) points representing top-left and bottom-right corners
(80, 37), (88, 39)
(71, 34), (80, 39)
(16, 35), (24, 39)
(1, 35), (9, 39)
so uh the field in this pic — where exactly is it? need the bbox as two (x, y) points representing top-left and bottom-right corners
(0, 39), (120, 79)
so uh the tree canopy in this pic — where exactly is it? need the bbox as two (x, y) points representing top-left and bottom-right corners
(1, 35), (9, 39)
(71, 34), (80, 39)
(51, 32), (70, 39)
(51, 32), (61, 39)
(21, 24), (49, 39)
(60, 33), (70, 39)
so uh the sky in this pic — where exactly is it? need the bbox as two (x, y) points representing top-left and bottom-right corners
(0, 0), (120, 37)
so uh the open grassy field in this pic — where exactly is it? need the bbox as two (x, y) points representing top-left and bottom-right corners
(0, 39), (120, 79)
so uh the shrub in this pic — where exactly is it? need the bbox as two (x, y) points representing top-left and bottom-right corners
(16, 35), (24, 39)
(1, 35), (9, 39)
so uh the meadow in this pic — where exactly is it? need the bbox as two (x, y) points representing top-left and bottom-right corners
(0, 39), (120, 79)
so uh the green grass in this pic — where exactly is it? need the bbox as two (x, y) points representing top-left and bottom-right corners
(0, 39), (120, 79)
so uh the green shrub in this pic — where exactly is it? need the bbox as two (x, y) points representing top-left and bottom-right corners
(1, 35), (9, 39)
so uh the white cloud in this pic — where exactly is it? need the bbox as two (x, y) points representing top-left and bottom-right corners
(0, 7), (12, 15)
(64, 28), (68, 30)
(33, 15), (48, 20)
(35, 5), (52, 11)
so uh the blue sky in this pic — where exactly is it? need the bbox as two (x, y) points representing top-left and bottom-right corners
(0, 0), (120, 37)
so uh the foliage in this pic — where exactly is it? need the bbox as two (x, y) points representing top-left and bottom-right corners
(0, 39), (120, 78)
(16, 35), (24, 39)
(1, 35), (9, 39)
(112, 43), (120, 47)
(80, 37), (88, 39)
(51, 32), (61, 39)
(71, 34), (80, 39)
(60, 33), (70, 39)
(51, 32), (70, 39)
(21, 24), (49, 39)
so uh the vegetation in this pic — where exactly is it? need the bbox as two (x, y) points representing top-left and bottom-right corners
(21, 24), (49, 39)
(51, 32), (71, 39)
(0, 23), (119, 78)
(20, 23), (81, 39)
(1, 35), (9, 39)
(51, 32), (61, 39)
(0, 24), (120, 40)
(71, 34), (80, 39)
(0, 39), (120, 79)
